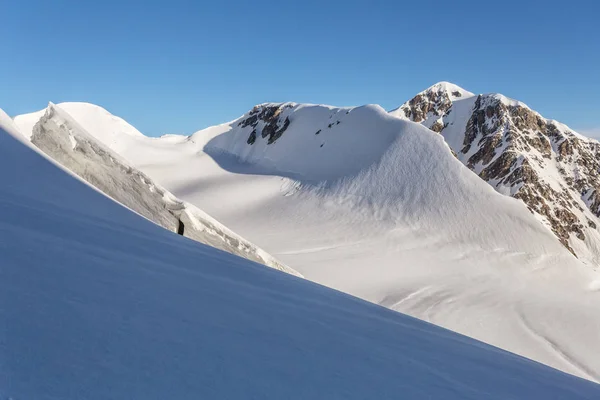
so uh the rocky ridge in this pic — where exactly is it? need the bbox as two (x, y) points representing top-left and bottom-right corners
(392, 82), (600, 260)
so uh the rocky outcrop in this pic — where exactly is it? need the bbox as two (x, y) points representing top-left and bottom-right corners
(239, 104), (294, 145)
(394, 83), (600, 259)
(400, 90), (452, 123)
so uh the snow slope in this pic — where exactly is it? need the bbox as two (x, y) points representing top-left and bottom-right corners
(15, 102), (600, 382)
(16, 103), (297, 275)
(5, 109), (600, 399)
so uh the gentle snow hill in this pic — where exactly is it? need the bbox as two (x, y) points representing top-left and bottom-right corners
(5, 109), (600, 399)
(392, 82), (600, 265)
(15, 102), (600, 382)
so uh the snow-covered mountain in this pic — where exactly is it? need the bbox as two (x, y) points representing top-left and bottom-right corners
(391, 82), (600, 264)
(4, 107), (600, 399)
(14, 103), (298, 275)
(15, 101), (600, 381)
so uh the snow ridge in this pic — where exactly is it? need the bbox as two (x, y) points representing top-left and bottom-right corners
(24, 103), (299, 275)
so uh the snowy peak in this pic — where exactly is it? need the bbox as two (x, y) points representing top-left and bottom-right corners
(486, 93), (530, 109)
(427, 81), (475, 98)
(463, 94), (600, 254)
(15, 102), (145, 151)
(202, 101), (443, 185)
(394, 83), (600, 261)
(389, 82), (474, 131)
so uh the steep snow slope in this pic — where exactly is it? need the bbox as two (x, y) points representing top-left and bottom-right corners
(5, 110), (600, 399)
(16, 102), (600, 381)
(16, 101), (144, 141)
(16, 103), (297, 275)
(392, 82), (600, 264)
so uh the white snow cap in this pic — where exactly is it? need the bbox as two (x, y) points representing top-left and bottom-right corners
(422, 81), (475, 98)
(14, 102), (145, 147)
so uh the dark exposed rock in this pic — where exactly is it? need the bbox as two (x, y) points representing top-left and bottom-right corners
(247, 129), (257, 145)
(262, 116), (290, 144)
(469, 133), (504, 167)
(478, 151), (517, 181)
(587, 189), (600, 217)
(237, 104), (294, 145)
(239, 106), (261, 128)
(399, 88), (453, 123)
(509, 105), (541, 132)
(430, 121), (444, 133)
(463, 95), (503, 154)
(558, 139), (574, 158)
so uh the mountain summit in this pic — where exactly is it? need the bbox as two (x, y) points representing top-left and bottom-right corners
(392, 82), (600, 262)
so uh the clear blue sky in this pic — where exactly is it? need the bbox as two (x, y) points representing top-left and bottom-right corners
(2, 0), (599, 137)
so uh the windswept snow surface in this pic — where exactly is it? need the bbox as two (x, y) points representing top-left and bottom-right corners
(15, 102), (600, 382)
(4, 110), (600, 399)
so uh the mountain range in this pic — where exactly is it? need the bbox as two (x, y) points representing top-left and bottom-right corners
(4, 82), (600, 397)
